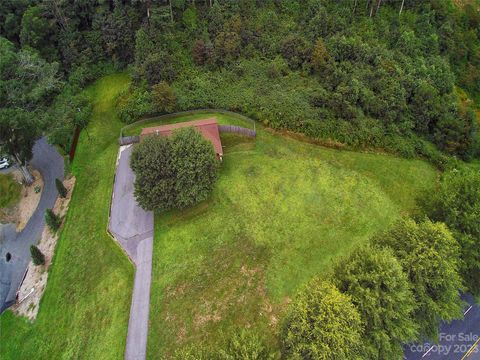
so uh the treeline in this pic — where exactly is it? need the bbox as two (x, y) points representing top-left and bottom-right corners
(1, 0), (479, 166)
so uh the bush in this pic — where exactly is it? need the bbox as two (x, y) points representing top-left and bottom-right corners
(332, 246), (417, 359)
(131, 127), (218, 211)
(373, 218), (463, 340)
(30, 245), (45, 266)
(219, 329), (274, 360)
(55, 178), (67, 198)
(152, 81), (177, 113)
(282, 279), (363, 359)
(45, 208), (61, 231)
(115, 87), (154, 124)
(420, 167), (480, 296)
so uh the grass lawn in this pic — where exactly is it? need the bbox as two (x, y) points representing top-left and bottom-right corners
(0, 174), (21, 208)
(0, 73), (133, 359)
(146, 113), (438, 357)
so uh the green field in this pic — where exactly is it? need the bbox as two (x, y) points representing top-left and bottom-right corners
(146, 114), (438, 357)
(0, 74), (133, 359)
(0, 75), (438, 359)
(0, 174), (21, 209)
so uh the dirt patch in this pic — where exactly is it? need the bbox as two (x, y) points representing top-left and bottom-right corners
(0, 169), (43, 231)
(13, 177), (76, 321)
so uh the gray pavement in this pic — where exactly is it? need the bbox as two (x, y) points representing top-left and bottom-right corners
(0, 164), (17, 175)
(0, 138), (64, 313)
(108, 145), (154, 360)
(404, 294), (480, 360)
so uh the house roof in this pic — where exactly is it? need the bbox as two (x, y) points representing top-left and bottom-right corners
(140, 118), (223, 156)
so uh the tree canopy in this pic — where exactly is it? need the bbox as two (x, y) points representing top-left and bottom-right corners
(282, 279), (363, 359)
(332, 246), (417, 359)
(1, 0), (479, 164)
(373, 218), (464, 340)
(421, 168), (480, 296)
(130, 127), (218, 212)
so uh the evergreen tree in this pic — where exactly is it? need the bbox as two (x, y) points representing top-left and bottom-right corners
(45, 208), (61, 231)
(55, 178), (67, 198)
(30, 245), (45, 266)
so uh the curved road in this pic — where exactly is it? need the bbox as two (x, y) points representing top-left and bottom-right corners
(0, 138), (64, 312)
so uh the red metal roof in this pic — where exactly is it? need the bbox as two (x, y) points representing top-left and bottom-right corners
(140, 118), (223, 157)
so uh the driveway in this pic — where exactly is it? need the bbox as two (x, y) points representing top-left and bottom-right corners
(0, 138), (64, 313)
(108, 145), (154, 360)
(404, 294), (480, 360)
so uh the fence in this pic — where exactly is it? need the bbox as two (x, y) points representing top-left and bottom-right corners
(69, 127), (81, 162)
(120, 109), (257, 138)
(118, 135), (140, 146)
(218, 125), (256, 137)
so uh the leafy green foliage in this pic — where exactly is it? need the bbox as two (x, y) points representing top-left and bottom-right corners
(219, 329), (274, 360)
(332, 246), (417, 359)
(282, 279), (363, 359)
(1, 1), (478, 160)
(55, 178), (67, 198)
(115, 86), (154, 124)
(0, 174), (21, 208)
(20, 5), (57, 61)
(45, 208), (60, 231)
(47, 91), (92, 151)
(30, 245), (45, 266)
(131, 127), (218, 211)
(152, 81), (177, 113)
(421, 167), (480, 296)
(0, 36), (62, 182)
(373, 218), (463, 340)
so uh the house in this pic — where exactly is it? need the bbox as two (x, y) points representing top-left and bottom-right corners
(140, 118), (223, 160)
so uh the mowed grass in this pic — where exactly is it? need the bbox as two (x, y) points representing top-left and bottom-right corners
(0, 174), (21, 208)
(147, 114), (438, 357)
(0, 74), (133, 359)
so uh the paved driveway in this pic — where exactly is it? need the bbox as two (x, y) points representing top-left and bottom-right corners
(0, 138), (64, 312)
(108, 145), (153, 360)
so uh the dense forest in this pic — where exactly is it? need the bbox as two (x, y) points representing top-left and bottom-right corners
(1, 0), (479, 166)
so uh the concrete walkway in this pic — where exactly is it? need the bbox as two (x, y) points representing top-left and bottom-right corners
(108, 145), (153, 360)
(0, 138), (64, 313)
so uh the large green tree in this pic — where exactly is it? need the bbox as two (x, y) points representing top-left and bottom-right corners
(332, 246), (418, 359)
(282, 279), (363, 359)
(0, 109), (38, 184)
(421, 168), (480, 296)
(373, 218), (463, 340)
(131, 127), (218, 211)
(0, 37), (62, 184)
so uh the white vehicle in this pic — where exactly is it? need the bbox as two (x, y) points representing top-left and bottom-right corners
(0, 157), (10, 170)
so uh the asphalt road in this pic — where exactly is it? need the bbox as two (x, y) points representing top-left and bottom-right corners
(0, 138), (64, 313)
(108, 145), (154, 360)
(404, 294), (480, 360)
